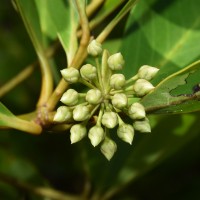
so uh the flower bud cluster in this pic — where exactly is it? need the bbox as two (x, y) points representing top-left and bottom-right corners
(54, 39), (159, 160)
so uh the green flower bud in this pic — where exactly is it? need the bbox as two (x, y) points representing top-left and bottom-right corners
(107, 52), (125, 70)
(133, 118), (151, 133)
(53, 106), (72, 122)
(117, 124), (134, 144)
(101, 111), (118, 129)
(88, 125), (105, 147)
(138, 65), (159, 81)
(87, 39), (102, 57)
(70, 124), (87, 144)
(60, 89), (79, 106)
(128, 102), (146, 120)
(133, 79), (155, 96)
(112, 93), (128, 109)
(73, 105), (90, 121)
(100, 137), (117, 160)
(86, 89), (102, 104)
(61, 67), (80, 83)
(110, 74), (126, 89)
(80, 64), (97, 81)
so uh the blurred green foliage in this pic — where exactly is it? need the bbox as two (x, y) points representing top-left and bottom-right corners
(0, 0), (200, 200)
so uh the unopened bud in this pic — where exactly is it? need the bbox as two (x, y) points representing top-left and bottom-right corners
(70, 124), (87, 144)
(60, 89), (79, 106)
(133, 118), (151, 133)
(80, 64), (97, 81)
(128, 102), (146, 120)
(61, 67), (80, 83)
(117, 124), (134, 144)
(110, 74), (126, 89)
(73, 105), (90, 121)
(86, 89), (102, 104)
(138, 65), (159, 80)
(107, 52), (125, 70)
(100, 137), (117, 160)
(133, 79), (155, 96)
(87, 39), (102, 57)
(101, 111), (118, 129)
(53, 106), (72, 122)
(88, 125), (105, 147)
(112, 93), (128, 109)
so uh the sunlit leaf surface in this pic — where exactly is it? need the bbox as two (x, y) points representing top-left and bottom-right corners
(142, 60), (200, 114)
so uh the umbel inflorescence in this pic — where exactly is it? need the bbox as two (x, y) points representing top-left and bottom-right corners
(54, 40), (159, 160)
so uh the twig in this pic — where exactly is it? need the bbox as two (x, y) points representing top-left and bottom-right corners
(46, 0), (90, 111)
(0, 62), (37, 98)
(96, 0), (139, 43)
(86, 0), (105, 17)
(0, 172), (81, 200)
(72, 0), (90, 68)
(0, 40), (60, 99)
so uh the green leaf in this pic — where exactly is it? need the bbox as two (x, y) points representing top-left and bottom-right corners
(141, 60), (200, 114)
(102, 114), (200, 196)
(0, 102), (41, 134)
(14, 0), (46, 52)
(34, 0), (79, 65)
(85, 0), (200, 196)
(120, 0), (200, 82)
(0, 149), (40, 181)
(34, 0), (57, 40)
(84, 114), (200, 198)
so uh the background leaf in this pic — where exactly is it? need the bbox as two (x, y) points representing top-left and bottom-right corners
(84, 0), (200, 198)
(141, 60), (200, 114)
(34, 0), (79, 65)
(120, 0), (200, 83)
(1, 0), (200, 199)
(14, 0), (46, 51)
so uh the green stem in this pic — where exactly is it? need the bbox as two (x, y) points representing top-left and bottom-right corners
(86, 0), (105, 17)
(89, 104), (100, 119)
(79, 78), (97, 89)
(116, 113), (124, 126)
(46, 0), (90, 111)
(96, 0), (139, 43)
(101, 50), (112, 94)
(46, 79), (69, 111)
(110, 89), (124, 95)
(2, 115), (42, 134)
(92, 78), (102, 89)
(36, 52), (54, 107)
(96, 103), (105, 126)
(125, 74), (139, 85)
(0, 62), (37, 98)
(79, 93), (87, 98)
(15, 1), (54, 108)
(95, 57), (104, 90)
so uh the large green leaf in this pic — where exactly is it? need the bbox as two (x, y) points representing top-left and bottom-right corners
(120, 0), (200, 83)
(34, 0), (79, 65)
(0, 145), (47, 200)
(14, 0), (46, 52)
(100, 114), (200, 198)
(15, 0), (55, 105)
(85, 0), (200, 197)
(141, 60), (200, 114)
(85, 114), (200, 198)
